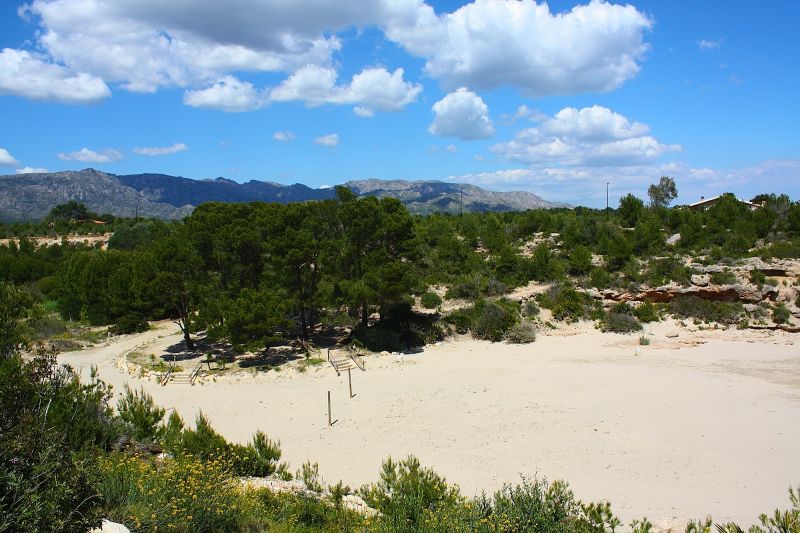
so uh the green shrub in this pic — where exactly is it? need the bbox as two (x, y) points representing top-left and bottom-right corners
(485, 277), (509, 296)
(360, 456), (461, 530)
(0, 347), (106, 532)
(668, 296), (744, 324)
(97, 453), (241, 532)
(589, 267), (612, 289)
(471, 298), (519, 342)
(639, 336), (650, 346)
(524, 299), (540, 317)
(634, 302), (660, 323)
(297, 461), (324, 493)
(537, 285), (598, 322)
(116, 385), (166, 444)
(710, 270), (737, 285)
(111, 313), (149, 335)
(506, 320), (537, 344)
(600, 312), (642, 333)
(773, 304), (791, 325)
(750, 269), (767, 286)
(445, 277), (482, 300)
(253, 488), (363, 530)
(169, 413), (284, 477)
(420, 291), (442, 309)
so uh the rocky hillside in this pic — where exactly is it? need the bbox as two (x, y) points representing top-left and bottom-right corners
(0, 169), (193, 221)
(0, 169), (565, 221)
(345, 179), (566, 214)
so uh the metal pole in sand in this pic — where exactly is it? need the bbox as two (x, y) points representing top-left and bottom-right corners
(348, 367), (353, 398)
(327, 390), (332, 426)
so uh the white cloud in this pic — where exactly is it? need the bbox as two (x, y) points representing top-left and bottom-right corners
(492, 105), (679, 166)
(698, 39), (722, 50)
(446, 144), (457, 153)
(314, 133), (339, 147)
(58, 147), (123, 163)
(133, 142), (187, 156)
(0, 148), (20, 167)
(385, 0), (652, 95)
(273, 131), (295, 142)
(14, 0), (424, 96)
(8, 0), (652, 106)
(428, 88), (494, 140)
(270, 65), (421, 115)
(15, 166), (49, 174)
(0, 48), (110, 103)
(183, 76), (268, 111)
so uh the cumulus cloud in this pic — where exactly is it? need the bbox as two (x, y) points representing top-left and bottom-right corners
(270, 65), (421, 115)
(183, 76), (268, 111)
(13, 0), (427, 96)
(15, 166), (49, 174)
(58, 147), (123, 163)
(0, 148), (20, 167)
(0, 48), (110, 103)
(133, 142), (187, 156)
(492, 105), (680, 166)
(6, 0), (653, 105)
(314, 133), (339, 147)
(385, 0), (652, 95)
(428, 88), (494, 140)
(273, 131), (295, 142)
(698, 39), (722, 50)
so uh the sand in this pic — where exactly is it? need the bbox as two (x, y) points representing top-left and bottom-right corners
(60, 320), (800, 530)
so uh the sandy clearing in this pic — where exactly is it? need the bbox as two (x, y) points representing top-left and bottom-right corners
(59, 321), (800, 530)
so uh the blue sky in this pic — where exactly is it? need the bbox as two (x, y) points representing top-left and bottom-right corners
(0, 0), (798, 207)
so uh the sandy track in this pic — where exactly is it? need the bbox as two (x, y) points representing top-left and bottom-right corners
(59, 322), (800, 529)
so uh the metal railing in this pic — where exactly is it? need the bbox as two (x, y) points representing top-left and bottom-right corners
(159, 362), (175, 386)
(189, 364), (203, 385)
(348, 348), (366, 371)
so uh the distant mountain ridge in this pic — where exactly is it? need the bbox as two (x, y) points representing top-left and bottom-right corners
(0, 169), (566, 221)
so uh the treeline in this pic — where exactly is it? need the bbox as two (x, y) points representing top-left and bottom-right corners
(2, 187), (800, 350)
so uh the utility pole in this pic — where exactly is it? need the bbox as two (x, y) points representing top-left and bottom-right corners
(606, 182), (609, 220)
(135, 197), (141, 222)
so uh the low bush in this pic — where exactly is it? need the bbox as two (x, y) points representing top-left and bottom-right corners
(634, 302), (660, 323)
(639, 336), (650, 346)
(444, 298), (520, 342)
(750, 269), (767, 287)
(506, 320), (537, 344)
(537, 285), (599, 322)
(97, 454), (242, 532)
(600, 312), (642, 333)
(589, 267), (613, 289)
(445, 276), (482, 300)
(773, 303), (791, 324)
(471, 299), (519, 341)
(111, 313), (149, 335)
(524, 299), (540, 317)
(668, 296), (744, 324)
(116, 385), (166, 444)
(168, 413), (285, 477)
(360, 456), (462, 531)
(710, 270), (737, 285)
(420, 291), (442, 309)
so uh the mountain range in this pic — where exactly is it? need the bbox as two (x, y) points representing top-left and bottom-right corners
(0, 169), (565, 221)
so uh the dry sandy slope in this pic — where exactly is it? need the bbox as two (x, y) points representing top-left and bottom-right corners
(60, 322), (800, 530)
